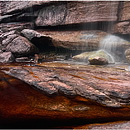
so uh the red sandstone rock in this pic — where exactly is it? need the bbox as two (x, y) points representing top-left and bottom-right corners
(0, 62), (129, 128)
(1, 62), (130, 108)
(38, 30), (107, 51)
(119, 2), (130, 21)
(0, 22), (34, 32)
(113, 21), (130, 34)
(74, 121), (130, 129)
(35, 1), (119, 26)
(0, 1), (51, 15)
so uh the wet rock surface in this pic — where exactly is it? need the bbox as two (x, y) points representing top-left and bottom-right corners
(73, 50), (114, 65)
(88, 50), (114, 65)
(74, 121), (130, 129)
(1, 62), (130, 108)
(0, 1), (130, 128)
(0, 62), (129, 128)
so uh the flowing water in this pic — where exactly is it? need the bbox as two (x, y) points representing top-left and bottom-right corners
(99, 35), (126, 63)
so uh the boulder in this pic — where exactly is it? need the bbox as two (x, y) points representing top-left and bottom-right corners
(73, 50), (114, 64)
(0, 52), (14, 63)
(72, 51), (96, 62)
(6, 36), (39, 57)
(88, 50), (114, 65)
(89, 56), (108, 65)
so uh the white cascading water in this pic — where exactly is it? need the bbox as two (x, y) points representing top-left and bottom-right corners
(99, 34), (126, 63)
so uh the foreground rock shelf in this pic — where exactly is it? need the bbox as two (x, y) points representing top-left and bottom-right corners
(0, 62), (129, 128)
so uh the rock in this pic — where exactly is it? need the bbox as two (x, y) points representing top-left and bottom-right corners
(99, 34), (130, 62)
(0, 30), (17, 41)
(35, 1), (119, 26)
(15, 57), (31, 62)
(119, 2), (130, 21)
(21, 29), (49, 41)
(0, 52), (14, 63)
(112, 1), (130, 35)
(21, 29), (53, 51)
(0, 62), (130, 128)
(100, 34), (130, 51)
(125, 48), (130, 63)
(2, 34), (18, 47)
(0, 14), (14, 23)
(89, 56), (108, 65)
(125, 48), (130, 56)
(35, 3), (67, 26)
(38, 30), (107, 51)
(113, 21), (130, 34)
(6, 36), (39, 57)
(73, 51), (98, 62)
(74, 121), (130, 129)
(0, 1), (51, 15)
(88, 50), (114, 65)
(0, 13), (37, 23)
(0, 22), (34, 33)
(0, 50), (3, 53)
(2, 62), (130, 108)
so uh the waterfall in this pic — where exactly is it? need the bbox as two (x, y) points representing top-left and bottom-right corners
(99, 35), (125, 63)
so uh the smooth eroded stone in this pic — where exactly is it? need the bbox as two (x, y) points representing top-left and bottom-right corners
(88, 50), (114, 65)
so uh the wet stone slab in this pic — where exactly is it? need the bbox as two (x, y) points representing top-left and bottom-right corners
(0, 62), (130, 128)
(0, 62), (130, 108)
